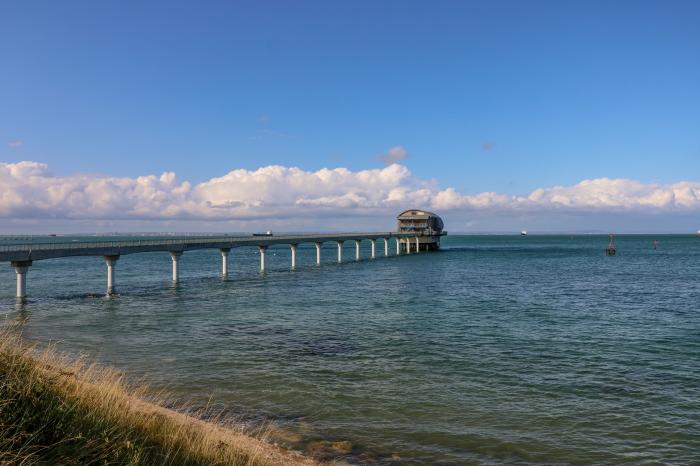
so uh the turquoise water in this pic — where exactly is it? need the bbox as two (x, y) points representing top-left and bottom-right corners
(1, 235), (699, 464)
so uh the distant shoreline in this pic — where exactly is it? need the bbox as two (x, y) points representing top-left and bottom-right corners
(1, 231), (698, 240)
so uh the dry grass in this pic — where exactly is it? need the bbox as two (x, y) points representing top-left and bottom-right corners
(0, 331), (321, 466)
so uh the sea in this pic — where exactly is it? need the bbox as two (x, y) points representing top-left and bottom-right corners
(1, 234), (699, 465)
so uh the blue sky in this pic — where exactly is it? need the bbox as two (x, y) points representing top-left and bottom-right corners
(1, 1), (699, 232)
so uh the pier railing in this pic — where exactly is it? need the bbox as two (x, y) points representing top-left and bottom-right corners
(0, 233), (416, 253)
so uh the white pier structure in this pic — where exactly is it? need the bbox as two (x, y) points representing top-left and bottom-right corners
(1, 232), (421, 302)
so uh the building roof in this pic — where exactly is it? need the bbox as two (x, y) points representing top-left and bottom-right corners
(397, 209), (441, 220)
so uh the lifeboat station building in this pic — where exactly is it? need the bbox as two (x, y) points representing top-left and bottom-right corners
(396, 209), (446, 252)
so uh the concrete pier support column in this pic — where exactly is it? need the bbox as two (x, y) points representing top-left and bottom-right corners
(11, 261), (32, 302)
(290, 244), (298, 268)
(315, 242), (322, 265)
(370, 239), (376, 259)
(384, 238), (389, 256)
(102, 256), (118, 296)
(258, 246), (267, 272)
(415, 236), (420, 253)
(355, 240), (361, 260)
(170, 251), (182, 282)
(220, 248), (230, 277)
(405, 238), (411, 254)
(337, 241), (343, 263)
(396, 238), (401, 255)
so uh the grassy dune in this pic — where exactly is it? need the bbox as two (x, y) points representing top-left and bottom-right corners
(0, 333), (320, 466)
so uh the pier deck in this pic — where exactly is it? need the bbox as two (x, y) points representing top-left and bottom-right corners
(0, 232), (414, 262)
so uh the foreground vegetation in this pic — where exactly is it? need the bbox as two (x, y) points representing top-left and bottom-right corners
(0, 332), (319, 466)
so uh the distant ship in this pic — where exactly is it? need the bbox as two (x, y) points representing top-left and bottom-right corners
(521, 230), (528, 236)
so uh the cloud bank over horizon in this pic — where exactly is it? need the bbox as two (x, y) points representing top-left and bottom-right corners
(1, 161), (699, 233)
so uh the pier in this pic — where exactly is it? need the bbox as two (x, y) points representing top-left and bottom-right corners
(0, 232), (422, 301)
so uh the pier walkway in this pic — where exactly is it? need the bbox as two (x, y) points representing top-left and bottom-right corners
(0, 232), (421, 301)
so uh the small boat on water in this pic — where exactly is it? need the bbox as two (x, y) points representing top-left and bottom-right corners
(606, 234), (616, 256)
(520, 230), (528, 236)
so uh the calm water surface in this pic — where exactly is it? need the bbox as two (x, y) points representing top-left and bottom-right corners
(1, 235), (699, 464)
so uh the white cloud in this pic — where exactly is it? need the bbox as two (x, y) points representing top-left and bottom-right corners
(0, 161), (699, 228)
(0, 161), (420, 221)
(378, 146), (409, 165)
(7, 140), (23, 148)
(430, 178), (700, 212)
